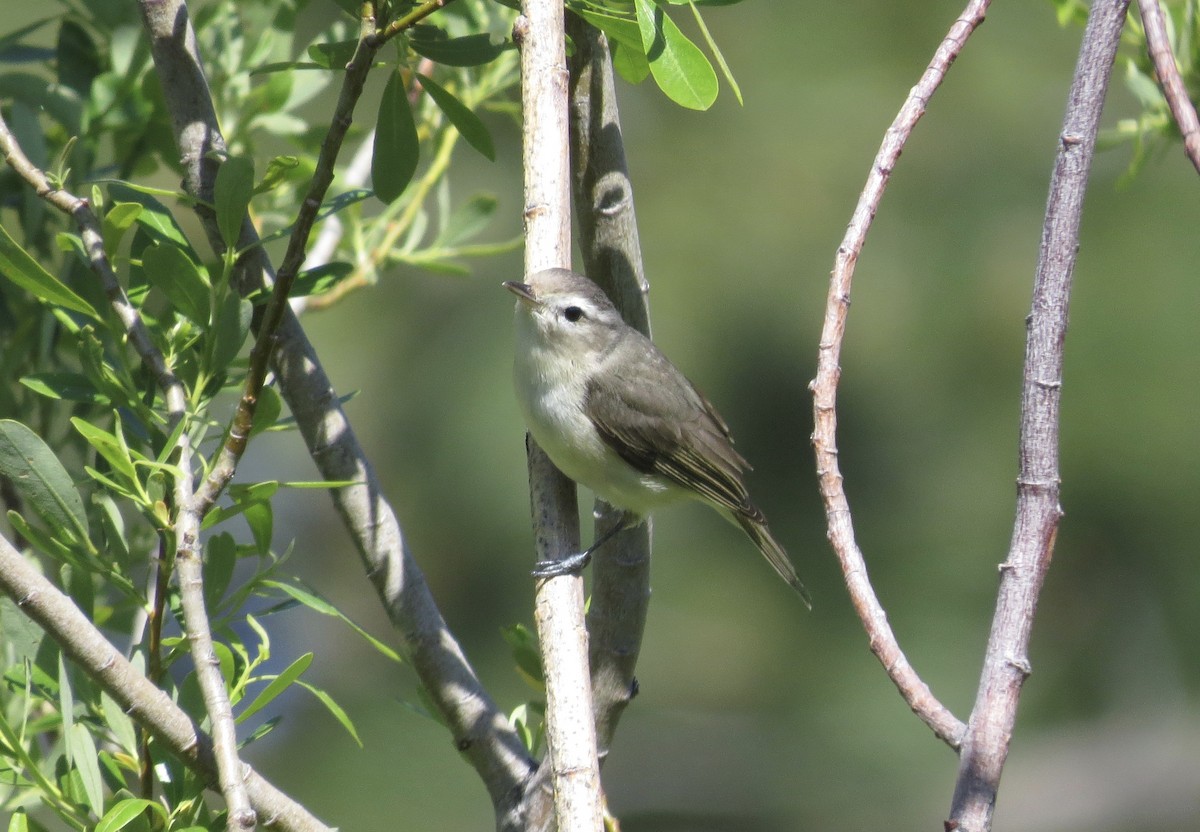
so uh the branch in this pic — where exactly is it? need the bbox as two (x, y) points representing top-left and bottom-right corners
(0, 533), (331, 832)
(517, 0), (604, 829)
(811, 0), (993, 749)
(565, 13), (651, 761)
(137, 0), (533, 820)
(0, 109), (255, 830)
(1137, 0), (1200, 174)
(947, 2), (1129, 829)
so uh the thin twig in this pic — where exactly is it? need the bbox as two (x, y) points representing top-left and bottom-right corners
(1137, 0), (1200, 173)
(0, 532), (332, 832)
(811, 0), (993, 750)
(517, 0), (605, 829)
(138, 0), (534, 819)
(0, 111), (255, 831)
(947, 2), (1129, 830)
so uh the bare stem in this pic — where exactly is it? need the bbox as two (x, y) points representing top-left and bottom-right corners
(947, 2), (1129, 829)
(1137, 0), (1200, 174)
(810, 0), (993, 750)
(517, 0), (604, 829)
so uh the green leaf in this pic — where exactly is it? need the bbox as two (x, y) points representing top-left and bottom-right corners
(687, 0), (741, 105)
(611, 39), (651, 84)
(0, 419), (90, 539)
(105, 182), (193, 247)
(249, 385), (282, 438)
(7, 810), (28, 832)
(237, 652), (312, 724)
(141, 242), (212, 325)
(204, 533), (237, 611)
(437, 193), (498, 246)
(263, 580), (402, 663)
(307, 38), (359, 69)
(417, 73), (495, 161)
(373, 69), (420, 204)
(200, 480), (279, 530)
(208, 291), (252, 374)
(254, 155), (301, 195)
(409, 33), (509, 67)
(100, 690), (138, 757)
(502, 623), (544, 686)
(570, 7), (644, 52)
(0, 221), (100, 319)
(634, 0), (718, 110)
(297, 680), (361, 746)
(213, 641), (236, 689)
(68, 723), (105, 816)
(214, 155), (255, 249)
(101, 202), (143, 256)
(290, 261), (353, 298)
(244, 498), (273, 554)
(95, 799), (168, 832)
(20, 372), (109, 404)
(71, 416), (139, 486)
(0, 596), (45, 662)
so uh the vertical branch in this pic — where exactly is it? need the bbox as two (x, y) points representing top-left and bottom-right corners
(565, 15), (652, 761)
(947, 2), (1130, 830)
(812, 0), (990, 749)
(517, 0), (604, 829)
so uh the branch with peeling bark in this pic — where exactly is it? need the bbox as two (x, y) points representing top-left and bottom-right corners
(811, 0), (992, 750)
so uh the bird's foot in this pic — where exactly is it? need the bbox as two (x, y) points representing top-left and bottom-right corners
(531, 550), (593, 579)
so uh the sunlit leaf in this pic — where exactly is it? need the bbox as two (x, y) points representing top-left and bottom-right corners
(237, 652), (312, 724)
(417, 73), (495, 161)
(214, 155), (255, 249)
(0, 221), (99, 319)
(634, 0), (718, 110)
(0, 419), (89, 538)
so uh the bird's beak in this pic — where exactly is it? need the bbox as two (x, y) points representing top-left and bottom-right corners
(503, 281), (539, 307)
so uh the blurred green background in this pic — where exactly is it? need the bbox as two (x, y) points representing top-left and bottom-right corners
(29, 0), (1200, 828)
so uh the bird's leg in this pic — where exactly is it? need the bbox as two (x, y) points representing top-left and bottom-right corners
(532, 510), (638, 578)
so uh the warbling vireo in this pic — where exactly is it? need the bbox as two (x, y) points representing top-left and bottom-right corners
(505, 267), (810, 605)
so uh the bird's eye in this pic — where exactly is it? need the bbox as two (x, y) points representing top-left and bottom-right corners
(563, 306), (584, 322)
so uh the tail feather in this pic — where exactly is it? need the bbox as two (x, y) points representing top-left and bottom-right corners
(736, 512), (812, 609)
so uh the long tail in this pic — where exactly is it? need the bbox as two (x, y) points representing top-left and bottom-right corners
(736, 511), (812, 609)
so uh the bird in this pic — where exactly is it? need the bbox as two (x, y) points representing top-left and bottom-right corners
(504, 267), (809, 606)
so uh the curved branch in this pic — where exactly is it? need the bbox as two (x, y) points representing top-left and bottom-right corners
(811, 0), (992, 749)
(1137, 0), (1200, 174)
(948, 2), (1129, 829)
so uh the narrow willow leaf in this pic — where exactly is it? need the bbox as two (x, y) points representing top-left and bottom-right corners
(248, 385), (282, 438)
(0, 419), (89, 538)
(372, 69), (419, 203)
(263, 579), (402, 663)
(100, 690), (138, 757)
(290, 261), (353, 298)
(688, 0), (742, 105)
(307, 38), (358, 69)
(298, 680), (361, 746)
(409, 33), (509, 67)
(0, 221), (99, 318)
(634, 0), (718, 110)
(20, 372), (108, 404)
(254, 155), (301, 195)
(417, 73), (495, 161)
(95, 799), (167, 832)
(69, 723), (105, 816)
(71, 417), (139, 485)
(105, 182), (192, 247)
(214, 155), (255, 249)
(204, 532), (237, 611)
(237, 652), (313, 724)
(101, 202), (143, 256)
(141, 242), (211, 325)
(208, 291), (252, 375)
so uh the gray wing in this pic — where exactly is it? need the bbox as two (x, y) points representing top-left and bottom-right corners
(583, 336), (755, 516)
